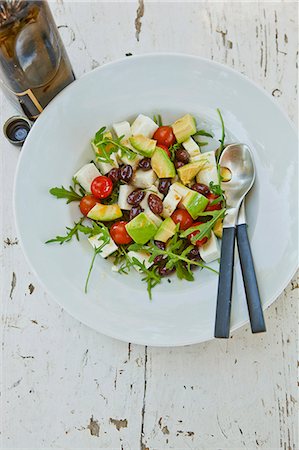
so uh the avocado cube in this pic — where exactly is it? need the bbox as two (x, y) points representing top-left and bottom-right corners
(177, 161), (206, 185)
(182, 191), (209, 219)
(130, 135), (156, 157)
(151, 147), (176, 178)
(154, 218), (177, 243)
(172, 114), (196, 143)
(87, 203), (123, 221)
(125, 212), (158, 244)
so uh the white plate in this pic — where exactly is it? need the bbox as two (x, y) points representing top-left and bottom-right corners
(14, 54), (298, 347)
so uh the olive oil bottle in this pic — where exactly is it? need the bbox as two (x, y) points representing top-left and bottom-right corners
(0, 0), (75, 120)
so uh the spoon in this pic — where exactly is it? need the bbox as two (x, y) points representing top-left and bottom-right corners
(214, 143), (256, 338)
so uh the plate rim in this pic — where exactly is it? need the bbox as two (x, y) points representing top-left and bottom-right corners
(13, 53), (298, 347)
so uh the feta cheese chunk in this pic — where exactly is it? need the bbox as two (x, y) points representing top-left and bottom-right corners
(145, 210), (163, 227)
(194, 136), (221, 153)
(199, 232), (220, 263)
(112, 121), (132, 141)
(196, 151), (218, 186)
(162, 189), (182, 218)
(131, 169), (157, 189)
(127, 250), (153, 273)
(118, 184), (135, 210)
(74, 163), (100, 192)
(182, 137), (201, 158)
(88, 234), (118, 258)
(117, 148), (142, 170)
(96, 152), (119, 175)
(131, 114), (159, 138)
(170, 182), (191, 200)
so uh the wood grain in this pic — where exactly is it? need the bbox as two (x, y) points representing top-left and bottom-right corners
(1, 2), (297, 449)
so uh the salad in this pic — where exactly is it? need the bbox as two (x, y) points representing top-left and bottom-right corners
(47, 111), (229, 298)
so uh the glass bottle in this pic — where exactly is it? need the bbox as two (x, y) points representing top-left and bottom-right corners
(0, 0), (75, 120)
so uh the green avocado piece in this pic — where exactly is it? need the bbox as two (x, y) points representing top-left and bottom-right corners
(151, 147), (176, 178)
(87, 203), (122, 221)
(129, 135), (156, 157)
(154, 217), (177, 243)
(182, 191), (209, 219)
(177, 161), (205, 185)
(172, 114), (196, 143)
(125, 212), (158, 244)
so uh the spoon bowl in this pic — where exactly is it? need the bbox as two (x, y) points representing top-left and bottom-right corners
(220, 143), (255, 209)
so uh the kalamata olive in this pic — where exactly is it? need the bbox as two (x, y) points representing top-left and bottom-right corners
(129, 205), (143, 220)
(175, 160), (185, 169)
(158, 178), (171, 196)
(107, 168), (120, 184)
(120, 164), (133, 183)
(188, 247), (201, 261)
(158, 263), (175, 277)
(191, 182), (210, 197)
(138, 158), (151, 171)
(127, 189), (145, 206)
(153, 254), (164, 265)
(148, 194), (163, 214)
(154, 240), (166, 250)
(175, 148), (190, 163)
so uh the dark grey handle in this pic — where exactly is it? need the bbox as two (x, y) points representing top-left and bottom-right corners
(236, 224), (266, 333)
(214, 226), (236, 338)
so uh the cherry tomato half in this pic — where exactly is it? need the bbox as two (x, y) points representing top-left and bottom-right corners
(171, 209), (193, 230)
(91, 176), (113, 199)
(157, 144), (171, 158)
(153, 126), (176, 147)
(187, 221), (208, 247)
(79, 195), (99, 216)
(205, 193), (222, 211)
(110, 221), (132, 245)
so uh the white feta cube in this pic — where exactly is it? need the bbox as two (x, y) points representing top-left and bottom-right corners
(127, 251), (153, 273)
(96, 152), (119, 175)
(117, 148), (142, 170)
(131, 169), (157, 189)
(74, 163), (100, 192)
(162, 189), (182, 218)
(194, 136), (221, 153)
(88, 234), (118, 258)
(118, 184), (135, 210)
(182, 137), (201, 158)
(112, 121), (132, 141)
(196, 151), (219, 186)
(145, 210), (163, 227)
(170, 182), (191, 200)
(199, 232), (220, 263)
(131, 114), (159, 138)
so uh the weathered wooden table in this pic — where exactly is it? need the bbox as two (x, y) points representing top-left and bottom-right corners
(1, 2), (298, 449)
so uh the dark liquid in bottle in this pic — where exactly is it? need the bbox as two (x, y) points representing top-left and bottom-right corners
(0, 0), (75, 120)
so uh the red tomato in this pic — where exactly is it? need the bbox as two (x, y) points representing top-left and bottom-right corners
(79, 195), (98, 216)
(171, 209), (193, 230)
(110, 221), (132, 245)
(153, 126), (176, 147)
(205, 193), (222, 211)
(187, 221), (208, 247)
(91, 176), (113, 199)
(157, 144), (171, 158)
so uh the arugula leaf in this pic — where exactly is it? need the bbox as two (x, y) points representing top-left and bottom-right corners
(215, 108), (225, 162)
(180, 209), (225, 243)
(92, 126), (137, 165)
(49, 185), (83, 203)
(131, 258), (162, 300)
(84, 223), (111, 293)
(193, 129), (213, 138)
(176, 260), (194, 281)
(153, 114), (163, 127)
(169, 142), (181, 161)
(45, 218), (85, 244)
(209, 181), (225, 205)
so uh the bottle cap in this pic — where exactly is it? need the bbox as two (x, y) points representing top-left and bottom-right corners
(3, 115), (31, 146)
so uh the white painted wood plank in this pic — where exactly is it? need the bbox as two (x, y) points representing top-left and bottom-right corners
(1, 1), (297, 449)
